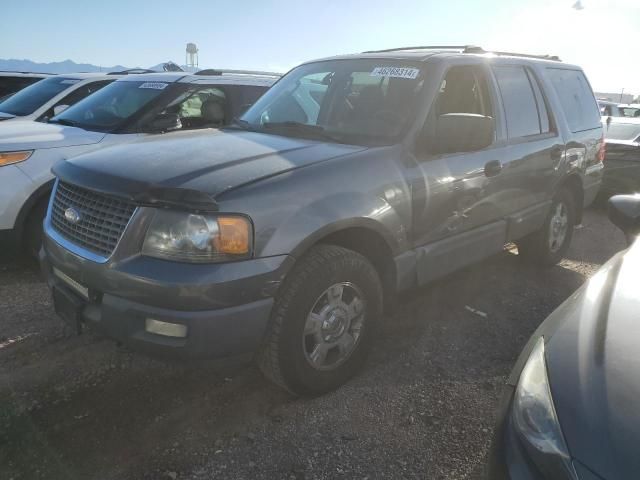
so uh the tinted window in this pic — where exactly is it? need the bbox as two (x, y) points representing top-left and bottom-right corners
(437, 65), (492, 116)
(0, 76), (42, 98)
(0, 76), (80, 116)
(604, 121), (640, 142)
(527, 70), (551, 133)
(546, 68), (601, 132)
(493, 66), (541, 138)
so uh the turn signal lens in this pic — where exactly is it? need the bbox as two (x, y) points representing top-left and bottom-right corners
(215, 216), (250, 254)
(0, 150), (33, 167)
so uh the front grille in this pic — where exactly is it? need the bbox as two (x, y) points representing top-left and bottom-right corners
(50, 181), (136, 257)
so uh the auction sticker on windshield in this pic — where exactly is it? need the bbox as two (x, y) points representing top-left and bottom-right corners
(370, 67), (420, 79)
(139, 82), (169, 90)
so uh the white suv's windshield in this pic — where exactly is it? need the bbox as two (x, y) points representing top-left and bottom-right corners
(240, 59), (426, 145)
(51, 80), (171, 132)
(0, 77), (79, 116)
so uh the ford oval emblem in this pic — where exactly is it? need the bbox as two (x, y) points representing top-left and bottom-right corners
(64, 207), (81, 224)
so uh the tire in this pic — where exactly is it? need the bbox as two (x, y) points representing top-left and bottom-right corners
(257, 244), (383, 396)
(517, 188), (576, 266)
(23, 197), (49, 259)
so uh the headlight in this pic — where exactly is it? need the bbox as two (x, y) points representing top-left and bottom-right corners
(142, 210), (252, 263)
(0, 150), (33, 167)
(512, 337), (577, 478)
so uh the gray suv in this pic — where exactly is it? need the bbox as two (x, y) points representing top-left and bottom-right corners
(41, 46), (604, 395)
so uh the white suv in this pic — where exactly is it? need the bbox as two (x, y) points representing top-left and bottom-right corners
(0, 71), (278, 254)
(0, 73), (119, 122)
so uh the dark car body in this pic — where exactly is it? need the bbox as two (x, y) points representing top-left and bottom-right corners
(600, 117), (640, 199)
(488, 196), (640, 479)
(40, 47), (604, 390)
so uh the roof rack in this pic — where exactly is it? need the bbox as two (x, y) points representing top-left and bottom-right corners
(107, 68), (157, 75)
(194, 68), (281, 77)
(362, 45), (561, 61)
(363, 45), (475, 53)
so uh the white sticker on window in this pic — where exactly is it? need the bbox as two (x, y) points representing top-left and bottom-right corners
(139, 82), (169, 90)
(60, 79), (80, 84)
(370, 67), (420, 79)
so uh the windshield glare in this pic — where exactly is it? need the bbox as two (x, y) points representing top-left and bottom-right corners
(53, 80), (170, 132)
(240, 60), (426, 145)
(0, 77), (79, 116)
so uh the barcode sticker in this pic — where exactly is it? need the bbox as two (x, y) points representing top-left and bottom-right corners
(370, 67), (420, 79)
(139, 82), (169, 90)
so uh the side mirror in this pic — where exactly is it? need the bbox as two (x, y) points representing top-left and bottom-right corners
(146, 113), (182, 133)
(53, 104), (70, 116)
(608, 194), (640, 244)
(432, 113), (494, 155)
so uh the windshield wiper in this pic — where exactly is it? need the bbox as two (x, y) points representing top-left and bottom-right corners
(262, 121), (344, 143)
(48, 118), (77, 127)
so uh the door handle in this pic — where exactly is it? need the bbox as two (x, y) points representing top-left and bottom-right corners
(484, 160), (502, 177)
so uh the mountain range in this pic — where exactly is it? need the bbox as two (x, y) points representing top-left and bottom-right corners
(0, 58), (197, 74)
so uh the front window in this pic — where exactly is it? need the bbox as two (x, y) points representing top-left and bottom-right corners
(50, 80), (171, 132)
(240, 59), (426, 145)
(0, 77), (80, 116)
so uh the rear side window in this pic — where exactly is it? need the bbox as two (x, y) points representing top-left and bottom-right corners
(546, 68), (600, 132)
(493, 66), (544, 138)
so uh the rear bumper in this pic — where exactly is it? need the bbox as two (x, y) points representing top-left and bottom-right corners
(41, 231), (294, 359)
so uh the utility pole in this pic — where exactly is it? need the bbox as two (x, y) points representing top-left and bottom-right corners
(620, 88), (625, 103)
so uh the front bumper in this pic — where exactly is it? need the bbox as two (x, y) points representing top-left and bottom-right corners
(41, 230), (294, 359)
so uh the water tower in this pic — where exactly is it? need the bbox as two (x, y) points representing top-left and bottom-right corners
(185, 43), (199, 70)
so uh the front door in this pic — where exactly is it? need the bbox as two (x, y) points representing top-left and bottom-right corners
(410, 63), (507, 285)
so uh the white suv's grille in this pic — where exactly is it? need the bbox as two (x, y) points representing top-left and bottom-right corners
(50, 181), (136, 257)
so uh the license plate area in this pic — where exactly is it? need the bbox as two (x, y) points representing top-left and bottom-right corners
(52, 285), (85, 334)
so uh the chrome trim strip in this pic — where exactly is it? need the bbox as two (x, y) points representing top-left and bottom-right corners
(44, 178), (139, 264)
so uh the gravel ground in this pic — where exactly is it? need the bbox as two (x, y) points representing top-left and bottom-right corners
(0, 208), (627, 480)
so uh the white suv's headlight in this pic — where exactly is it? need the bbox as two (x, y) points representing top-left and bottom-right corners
(142, 210), (252, 263)
(512, 337), (577, 478)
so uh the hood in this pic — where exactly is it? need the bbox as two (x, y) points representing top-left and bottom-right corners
(0, 120), (105, 152)
(54, 129), (367, 210)
(0, 112), (15, 121)
(545, 242), (640, 479)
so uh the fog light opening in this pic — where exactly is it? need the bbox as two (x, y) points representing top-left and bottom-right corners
(145, 318), (188, 338)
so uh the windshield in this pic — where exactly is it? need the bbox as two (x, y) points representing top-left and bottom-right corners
(240, 59), (426, 145)
(0, 76), (79, 116)
(52, 80), (171, 132)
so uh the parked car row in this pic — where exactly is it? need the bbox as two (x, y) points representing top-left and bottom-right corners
(0, 70), (278, 254)
(2, 45), (639, 479)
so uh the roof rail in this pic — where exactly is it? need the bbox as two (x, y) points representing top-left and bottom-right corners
(195, 68), (281, 77)
(363, 45), (476, 54)
(464, 46), (561, 61)
(107, 68), (157, 75)
(362, 45), (561, 61)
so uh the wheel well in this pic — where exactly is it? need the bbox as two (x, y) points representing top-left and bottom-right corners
(316, 227), (397, 313)
(15, 183), (53, 240)
(559, 175), (584, 224)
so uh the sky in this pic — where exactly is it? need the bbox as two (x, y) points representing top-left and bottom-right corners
(2, 0), (639, 95)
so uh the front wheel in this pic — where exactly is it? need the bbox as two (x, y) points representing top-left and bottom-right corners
(257, 245), (383, 396)
(517, 188), (576, 266)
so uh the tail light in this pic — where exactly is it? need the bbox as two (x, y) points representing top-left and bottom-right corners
(597, 135), (606, 163)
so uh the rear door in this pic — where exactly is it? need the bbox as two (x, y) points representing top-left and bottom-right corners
(487, 63), (564, 240)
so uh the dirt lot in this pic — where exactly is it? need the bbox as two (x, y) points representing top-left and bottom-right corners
(0, 208), (627, 480)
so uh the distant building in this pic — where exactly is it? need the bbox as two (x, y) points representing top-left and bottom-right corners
(595, 91), (635, 104)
